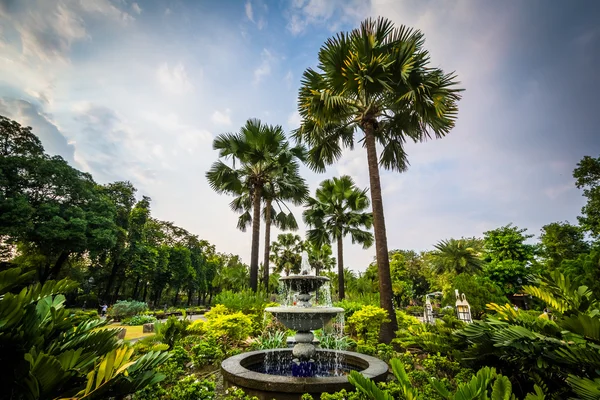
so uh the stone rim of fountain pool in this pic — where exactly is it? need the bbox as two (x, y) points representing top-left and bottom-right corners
(221, 349), (389, 395)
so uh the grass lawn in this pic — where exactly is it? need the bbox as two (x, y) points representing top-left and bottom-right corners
(112, 324), (155, 341)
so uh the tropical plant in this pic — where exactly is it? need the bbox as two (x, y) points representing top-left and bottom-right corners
(206, 118), (305, 291)
(432, 238), (483, 275)
(295, 17), (462, 341)
(304, 176), (373, 299)
(348, 358), (546, 400)
(455, 271), (600, 399)
(0, 267), (169, 399)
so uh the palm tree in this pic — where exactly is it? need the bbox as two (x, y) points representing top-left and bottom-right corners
(303, 176), (373, 299)
(270, 233), (304, 276)
(229, 157), (308, 290)
(432, 238), (483, 275)
(306, 241), (336, 276)
(206, 119), (305, 291)
(294, 17), (462, 341)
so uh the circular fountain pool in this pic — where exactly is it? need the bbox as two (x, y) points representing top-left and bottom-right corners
(221, 349), (389, 399)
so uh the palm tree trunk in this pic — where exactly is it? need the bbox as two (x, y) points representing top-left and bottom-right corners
(363, 123), (398, 343)
(250, 185), (262, 292)
(263, 198), (272, 291)
(337, 236), (345, 300)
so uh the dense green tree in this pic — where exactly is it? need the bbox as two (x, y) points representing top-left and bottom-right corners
(294, 18), (462, 341)
(100, 181), (137, 301)
(559, 249), (600, 294)
(431, 237), (484, 275)
(270, 233), (303, 276)
(303, 176), (373, 299)
(206, 119), (305, 291)
(538, 221), (589, 270)
(483, 224), (535, 264)
(573, 155), (600, 238)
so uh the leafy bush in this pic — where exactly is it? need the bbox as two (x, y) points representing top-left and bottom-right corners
(333, 300), (366, 319)
(213, 290), (274, 334)
(396, 310), (421, 330)
(107, 300), (148, 320)
(187, 318), (207, 335)
(207, 311), (253, 344)
(346, 305), (390, 345)
(204, 303), (231, 319)
(170, 376), (215, 400)
(156, 317), (191, 349)
(316, 332), (355, 351)
(123, 314), (157, 326)
(191, 336), (225, 367)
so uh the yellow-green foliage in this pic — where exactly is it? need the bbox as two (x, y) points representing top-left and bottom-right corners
(204, 304), (231, 319)
(208, 312), (253, 344)
(187, 319), (207, 335)
(347, 305), (390, 345)
(396, 310), (421, 330)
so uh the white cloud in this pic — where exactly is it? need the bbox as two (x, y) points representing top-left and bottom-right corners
(211, 109), (232, 126)
(287, 110), (301, 129)
(253, 49), (274, 85)
(131, 2), (142, 14)
(156, 62), (193, 95)
(286, 0), (368, 35)
(245, 1), (254, 22)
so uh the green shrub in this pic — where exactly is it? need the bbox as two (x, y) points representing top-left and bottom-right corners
(107, 300), (148, 320)
(170, 376), (215, 400)
(191, 336), (224, 367)
(212, 291), (273, 334)
(333, 300), (365, 319)
(187, 318), (207, 335)
(207, 312), (253, 344)
(122, 314), (157, 326)
(346, 305), (390, 345)
(396, 310), (421, 330)
(156, 317), (190, 349)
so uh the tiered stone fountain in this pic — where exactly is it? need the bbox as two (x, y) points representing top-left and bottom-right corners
(221, 253), (388, 399)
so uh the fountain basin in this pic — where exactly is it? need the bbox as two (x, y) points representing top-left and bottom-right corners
(221, 349), (389, 400)
(265, 306), (344, 331)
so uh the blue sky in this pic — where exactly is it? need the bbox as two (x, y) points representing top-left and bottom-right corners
(1, 0), (599, 272)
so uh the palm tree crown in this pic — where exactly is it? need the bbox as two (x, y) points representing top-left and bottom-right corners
(432, 238), (484, 275)
(303, 175), (373, 299)
(294, 16), (462, 341)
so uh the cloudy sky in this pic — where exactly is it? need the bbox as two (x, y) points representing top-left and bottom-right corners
(1, 0), (599, 272)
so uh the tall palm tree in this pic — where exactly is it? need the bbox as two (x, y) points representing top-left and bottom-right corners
(206, 119), (304, 291)
(432, 238), (483, 275)
(294, 17), (462, 341)
(303, 176), (373, 299)
(270, 233), (304, 276)
(229, 159), (308, 290)
(306, 241), (336, 276)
